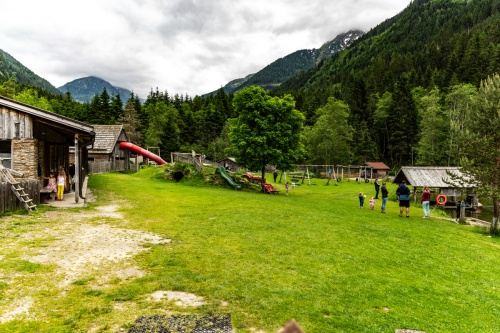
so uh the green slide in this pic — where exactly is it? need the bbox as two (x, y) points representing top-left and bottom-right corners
(216, 167), (241, 190)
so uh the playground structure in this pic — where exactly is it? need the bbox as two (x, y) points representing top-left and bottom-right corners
(278, 164), (377, 186)
(263, 183), (279, 194)
(242, 172), (266, 183)
(216, 167), (241, 190)
(119, 142), (167, 165)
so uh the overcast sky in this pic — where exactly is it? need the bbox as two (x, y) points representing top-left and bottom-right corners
(0, 0), (412, 98)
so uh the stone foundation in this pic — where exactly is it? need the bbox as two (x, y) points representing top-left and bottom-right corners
(12, 138), (38, 180)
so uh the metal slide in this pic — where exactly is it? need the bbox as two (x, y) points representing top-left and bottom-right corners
(216, 167), (241, 190)
(119, 142), (167, 165)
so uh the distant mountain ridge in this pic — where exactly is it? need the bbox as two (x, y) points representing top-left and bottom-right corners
(58, 76), (133, 103)
(206, 29), (364, 95)
(0, 49), (61, 95)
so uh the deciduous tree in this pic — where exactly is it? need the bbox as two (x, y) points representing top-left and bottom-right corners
(453, 74), (500, 234)
(228, 86), (304, 185)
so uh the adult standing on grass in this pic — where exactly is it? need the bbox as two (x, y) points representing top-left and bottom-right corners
(421, 185), (431, 218)
(396, 180), (411, 217)
(380, 182), (388, 213)
(374, 178), (380, 199)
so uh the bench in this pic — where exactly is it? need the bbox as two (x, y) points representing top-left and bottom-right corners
(40, 188), (55, 202)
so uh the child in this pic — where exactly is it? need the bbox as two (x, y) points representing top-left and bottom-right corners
(359, 192), (365, 208)
(369, 197), (376, 210)
(44, 173), (57, 199)
(57, 170), (67, 201)
(285, 182), (290, 196)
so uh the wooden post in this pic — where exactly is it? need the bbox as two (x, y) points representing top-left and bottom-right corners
(74, 134), (80, 204)
(460, 203), (466, 223)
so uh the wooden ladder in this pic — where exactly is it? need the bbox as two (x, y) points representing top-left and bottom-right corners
(0, 165), (37, 213)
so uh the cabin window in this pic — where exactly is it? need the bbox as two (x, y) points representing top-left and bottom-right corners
(0, 140), (12, 168)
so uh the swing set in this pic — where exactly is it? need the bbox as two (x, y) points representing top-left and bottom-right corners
(278, 165), (375, 186)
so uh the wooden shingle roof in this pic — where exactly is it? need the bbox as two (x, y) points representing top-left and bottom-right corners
(89, 125), (128, 154)
(365, 162), (390, 170)
(393, 166), (475, 188)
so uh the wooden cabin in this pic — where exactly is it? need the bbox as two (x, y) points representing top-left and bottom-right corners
(393, 166), (476, 205)
(365, 162), (391, 178)
(0, 96), (95, 208)
(86, 125), (130, 173)
(217, 157), (238, 172)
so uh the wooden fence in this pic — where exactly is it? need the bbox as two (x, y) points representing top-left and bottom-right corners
(88, 161), (135, 175)
(0, 180), (41, 213)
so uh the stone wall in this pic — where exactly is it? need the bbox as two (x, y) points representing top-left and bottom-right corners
(12, 138), (38, 180)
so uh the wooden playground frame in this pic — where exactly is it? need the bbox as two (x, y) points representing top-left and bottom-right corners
(282, 164), (377, 185)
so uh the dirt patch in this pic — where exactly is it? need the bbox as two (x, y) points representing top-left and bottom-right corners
(1, 204), (173, 322)
(149, 291), (205, 307)
(0, 296), (34, 323)
(26, 222), (170, 287)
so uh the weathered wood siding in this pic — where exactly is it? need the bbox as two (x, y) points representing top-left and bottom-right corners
(0, 106), (33, 139)
(88, 160), (131, 174)
(0, 180), (40, 213)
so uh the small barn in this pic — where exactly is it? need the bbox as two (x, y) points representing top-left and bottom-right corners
(365, 162), (391, 178)
(393, 166), (476, 203)
(217, 157), (238, 172)
(0, 96), (95, 210)
(86, 125), (130, 173)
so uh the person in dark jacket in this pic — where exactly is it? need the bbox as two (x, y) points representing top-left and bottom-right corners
(396, 180), (411, 217)
(380, 182), (389, 213)
(374, 179), (380, 199)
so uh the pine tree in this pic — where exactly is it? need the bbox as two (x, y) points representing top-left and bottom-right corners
(386, 77), (419, 166)
(111, 94), (124, 123)
(119, 94), (142, 145)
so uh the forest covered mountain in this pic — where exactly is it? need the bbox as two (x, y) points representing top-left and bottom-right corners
(272, 0), (500, 166)
(1, 0), (499, 169)
(277, 0), (500, 108)
(58, 76), (134, 103)
(206, 30), (364, 95)
(0, 49), (61, 95)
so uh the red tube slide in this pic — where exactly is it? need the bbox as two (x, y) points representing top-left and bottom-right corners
(119, 142), (167, 165)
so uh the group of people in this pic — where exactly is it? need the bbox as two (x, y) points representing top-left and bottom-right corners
(359, 179), (389, 213)
(43, 169), (67, 201)
(359, 179), (431, 218)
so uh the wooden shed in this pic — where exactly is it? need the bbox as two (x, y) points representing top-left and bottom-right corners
(86, 125), (129, 173)
(217, 157), (238, 172)
(0, 96), (95, 209)
(393, 166), (476, 203)
(365, 162), (391, 178)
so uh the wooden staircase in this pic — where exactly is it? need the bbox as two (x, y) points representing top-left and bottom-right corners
(0, 164), (37, 213)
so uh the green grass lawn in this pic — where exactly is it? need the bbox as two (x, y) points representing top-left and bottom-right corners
(1, 165), (500, 332)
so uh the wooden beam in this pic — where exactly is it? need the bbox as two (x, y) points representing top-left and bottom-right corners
(74, 134), (80, 204)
